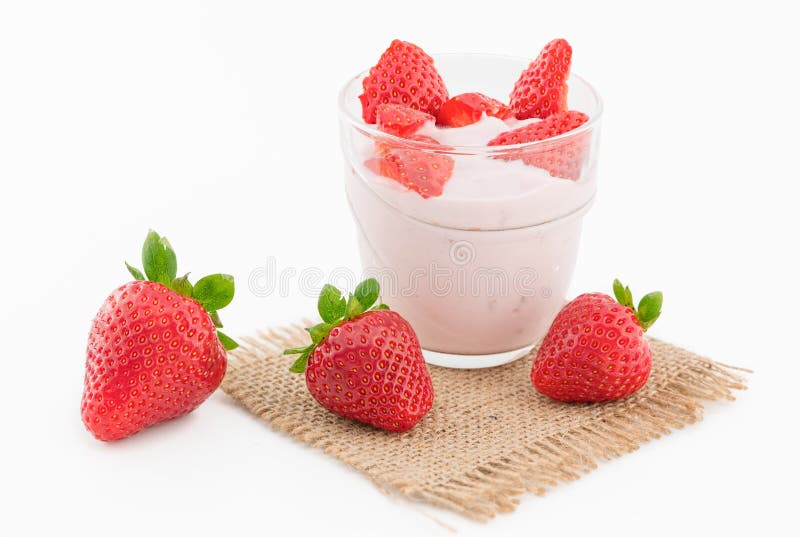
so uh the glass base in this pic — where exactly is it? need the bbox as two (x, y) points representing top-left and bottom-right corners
(422, 344), (534, 369)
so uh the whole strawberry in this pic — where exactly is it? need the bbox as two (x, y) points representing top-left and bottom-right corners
(359, 39), (449, 124)
(81, 230), (238, 441)
(532, 280), (663, 402)
(285, 279), (434, 432)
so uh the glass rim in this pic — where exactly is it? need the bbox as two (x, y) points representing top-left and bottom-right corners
(337, 52), (604, 155)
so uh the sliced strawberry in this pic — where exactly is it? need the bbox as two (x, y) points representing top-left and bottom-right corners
(375, 134), (446, 155)
(365, 147), (454, 199)
(437, 92), (512, 127)
(489, 110), (588, 145)
(509, 38), (572, 120)
(406, 134), (441, 146)
(488, 110), (589, 180)
(359, 40), (449, 124)
(376, 104), (435, 137)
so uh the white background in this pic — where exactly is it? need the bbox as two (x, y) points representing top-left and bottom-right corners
(1, 1), (798, 535)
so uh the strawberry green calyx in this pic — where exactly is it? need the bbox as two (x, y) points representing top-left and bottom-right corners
(285, 278), (390, 373)
(125, 230), (239, 351)
(612, 278), (663, 332)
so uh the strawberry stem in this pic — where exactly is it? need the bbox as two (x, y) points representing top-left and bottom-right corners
(124, 230), (239, 351)
(284, 278), (389, 373)
(612, 279), (663, 332)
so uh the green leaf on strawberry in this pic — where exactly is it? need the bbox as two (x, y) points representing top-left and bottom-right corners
(284, 278), (390, 373)
(612, 278), (634, 309)
(142, 230), (178, 285)
(637, 292), (663, 330)
(125, 262), (145, 281)
(354, 278), (379, 311)
(288, 350), (312, 374)
(124, 230), (239, 352)
(208, 310), (223, 328)
(171, 274), (194, 298)
(318, 284), (346, 323)
(612, 279), (663, 332)
(216, 330), (239, 351)
(346, 295), (364, 318)
(193, 274), (235, 311)
(306, 322), (333, 344)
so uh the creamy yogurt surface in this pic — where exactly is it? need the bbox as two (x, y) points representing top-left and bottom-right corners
(355, 113), (596, 230)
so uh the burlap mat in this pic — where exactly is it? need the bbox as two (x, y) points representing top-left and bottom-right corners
(222, 321), (748, 521)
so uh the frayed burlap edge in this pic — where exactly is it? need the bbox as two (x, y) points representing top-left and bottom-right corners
(222, 321), (749, 522)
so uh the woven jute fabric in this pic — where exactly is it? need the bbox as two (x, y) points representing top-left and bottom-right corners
(222, 322), (748, 521)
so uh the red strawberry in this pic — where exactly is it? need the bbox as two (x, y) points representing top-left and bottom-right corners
(285, 279), (434, 432)
(490, 110), (588, 145)
(532, 279), (663, 402)
(404, 134), (441, 146)
(359, 39), (449, 124)
(81, 230), (238, 441)
(374, 133), (447, 155)
(376, 104), (434, 137)
(437, 92), (512, 127)
(488, 110), (589, 180)
(509, 38), (572, 120)
(365, 145), (454, 198)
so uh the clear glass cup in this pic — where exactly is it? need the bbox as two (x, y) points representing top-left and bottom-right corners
(338, 53), (602, 368)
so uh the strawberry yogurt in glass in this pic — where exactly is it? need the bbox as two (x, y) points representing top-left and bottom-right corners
(338, 40), (603, 368)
